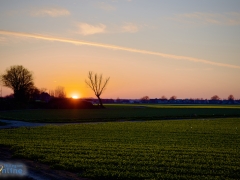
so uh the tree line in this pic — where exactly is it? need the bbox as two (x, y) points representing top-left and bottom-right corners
(0, 65), (110, 108)
(0, 65), (236, 109)
(140, 95), (235, 101)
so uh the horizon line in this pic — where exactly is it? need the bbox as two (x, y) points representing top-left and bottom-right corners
(1, 30), (240, 69)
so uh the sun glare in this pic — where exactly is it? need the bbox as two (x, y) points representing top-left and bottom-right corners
(72, 95), (79, 99)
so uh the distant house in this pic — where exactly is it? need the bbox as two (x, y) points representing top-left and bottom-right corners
(140, 99), (149, 103)
(149, 99), (159, 104)
(168, 99), (177, 104)
(83, 98), (99, 104)
(235, 100), (240, 104)
(129, 100), (135, 103)
(80, 98), (239, 105)
(177, 99), (185, 104)
(102, 99), (115, 103)
(209, 100), (222, 104)
(39, 92), (51, 102)
(121, 99), (131, 103)
(158, 98), (168, 104)
(222, 100), (236, 104)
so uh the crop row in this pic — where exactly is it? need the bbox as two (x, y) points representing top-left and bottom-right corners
(0, 118), (239, 179)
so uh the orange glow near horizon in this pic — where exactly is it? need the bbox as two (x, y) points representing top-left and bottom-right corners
(72, 95), (79, 99)
(1, 1), (240, 100)
(70, 92), (81, 99)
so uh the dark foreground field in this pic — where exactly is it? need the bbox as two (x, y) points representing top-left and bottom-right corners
(0, 118), (239, 179)
(0, 121), (8, 126)
(0, 104), (240, 123)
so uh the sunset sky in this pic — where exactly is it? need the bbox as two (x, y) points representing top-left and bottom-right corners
(0, 0), (240, 99)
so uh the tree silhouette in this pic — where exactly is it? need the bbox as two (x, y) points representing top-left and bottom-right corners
(55, 86), (66, 98)
(85, 71), (110, 108)
(161, 96), (168, 100)
(228, 94), (234, 101)
(27, 86), (40, 100)
(1, 65), (34, 101)
(170, 96), (177, 100)
(211, 95), (220, 100)
(140, 96), (149, 100)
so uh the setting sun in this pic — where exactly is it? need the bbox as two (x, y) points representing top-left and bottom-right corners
(72, 95), (79, 99)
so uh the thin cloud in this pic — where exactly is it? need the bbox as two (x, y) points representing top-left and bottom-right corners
(77, 23), (106, 35)
(122, 23), (139, 33)
(31, 7), (70, 17)
(96, 2), (116, 11)
(173, 12), (240, 26)
(0, 30), (240, 70)
(175, 67), (213, 71)
(0, 36), (6, 42)
(0, 36), (9, 45)
(76, 22), (141, 35)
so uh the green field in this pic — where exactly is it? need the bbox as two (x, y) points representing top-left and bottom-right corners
(0, 104), (240, 123)
(0, 118), (239, 179)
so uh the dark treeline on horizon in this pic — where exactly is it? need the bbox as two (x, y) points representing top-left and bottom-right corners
(84, 97), (240, 104)
(0, 65), (239, 111)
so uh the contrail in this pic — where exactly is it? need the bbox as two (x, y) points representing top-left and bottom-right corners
(0, 30), (239, 69)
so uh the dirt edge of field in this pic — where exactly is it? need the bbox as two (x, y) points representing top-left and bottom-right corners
(0, 145), (90, 180)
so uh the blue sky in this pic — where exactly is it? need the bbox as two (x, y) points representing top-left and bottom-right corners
(0, 0), (240, 99)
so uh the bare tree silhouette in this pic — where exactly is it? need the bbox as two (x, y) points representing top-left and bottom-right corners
(55, 86), (66, 98)
(85, 71), (110, 108)
(1, 65), (34, 101)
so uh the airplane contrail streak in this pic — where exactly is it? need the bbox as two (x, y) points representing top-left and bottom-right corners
(0, 30), (239, 69)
